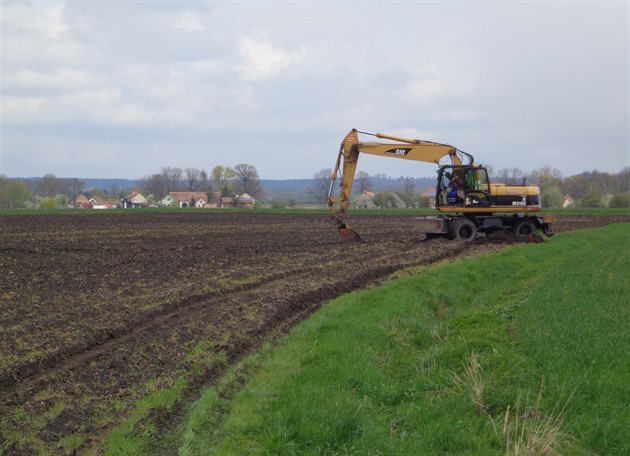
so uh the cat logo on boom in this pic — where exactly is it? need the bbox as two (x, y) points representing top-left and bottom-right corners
(384, 148), (411, 156)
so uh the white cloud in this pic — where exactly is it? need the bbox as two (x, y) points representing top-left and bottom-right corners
(4, 88), (121, 125)
(237, 35), (306, 81)
(3, 3), (67, 39)
(403, 77), (445, 105)
(171, 11), (204, 32)
(433, 109), (488, 122)
(186, 60), (227, 76)
(4, 68), (102, 92)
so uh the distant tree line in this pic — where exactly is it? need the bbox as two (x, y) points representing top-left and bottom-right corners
(305, 165), (630, 210)
(2, 164), (629, 210)
(139, 164), (263, 202)
(491, 165), (630, 209)
(0, 174), (87, 210)
(0, 163), (264, 209)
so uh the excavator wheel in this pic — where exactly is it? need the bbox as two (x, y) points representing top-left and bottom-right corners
(447, 218), (477, 241)
(512, 219), (535, 236)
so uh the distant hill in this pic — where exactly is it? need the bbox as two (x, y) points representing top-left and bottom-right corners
(260, 179), (318, 203)
(20, 177), (139, 192)
(79, 177), (436, 194)
(260, 176), (435, 203)
(83, 178), (140, 190)
(362, 176), (435, 192)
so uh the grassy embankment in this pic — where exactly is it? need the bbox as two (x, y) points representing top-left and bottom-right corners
(104, 223), (629, 455)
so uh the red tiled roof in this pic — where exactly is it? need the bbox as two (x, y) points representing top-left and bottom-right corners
(168, 192), (208, 202)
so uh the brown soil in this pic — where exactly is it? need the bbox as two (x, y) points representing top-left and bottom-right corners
(0, 211), (627, 454)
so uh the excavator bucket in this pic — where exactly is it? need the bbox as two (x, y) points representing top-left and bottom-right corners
(339, 226), (361, 242)
(333, 216), (361, 242)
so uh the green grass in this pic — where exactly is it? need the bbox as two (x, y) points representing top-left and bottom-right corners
(175, 223), (630, 455)
(102, 376), (188, 455)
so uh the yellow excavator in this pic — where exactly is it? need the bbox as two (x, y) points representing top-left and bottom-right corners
(327, 128), (555, 241)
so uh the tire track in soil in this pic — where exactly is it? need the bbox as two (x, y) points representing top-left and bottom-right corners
(0, 232), (448, 392)
(0, 257), (378, 392)
(1, 239), (473, 453)
(1, 212), (627, 454)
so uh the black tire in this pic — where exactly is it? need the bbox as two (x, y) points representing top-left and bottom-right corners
(512, 219), (535, 236)
(448, 218), (477, 241)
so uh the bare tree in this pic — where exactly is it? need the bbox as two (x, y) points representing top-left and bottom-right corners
(199, 170), (210, 193)
(355, 171), (373, 194)
(139, 173), (169, 200)
(307, 168), (333, 204)
(233, 163), (263, 199)
(529, 166), (563, 192)
(563, 174), (588, 199)
(184, 167), (208, 192)
(588, 170), (615, 197)
(161, 167), (183, 193)
(495, 167), (526, 185)
(397, 177), (416, 207)
(70, 178), (84, 209)
(616, 167), (630, 193)
(38, 174), (63, 198)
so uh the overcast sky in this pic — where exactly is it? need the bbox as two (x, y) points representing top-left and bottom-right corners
(2, 1), (628, 181)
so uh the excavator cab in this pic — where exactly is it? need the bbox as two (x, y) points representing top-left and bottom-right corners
(436, 165), (492, 210)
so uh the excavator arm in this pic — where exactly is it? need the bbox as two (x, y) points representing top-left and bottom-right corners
(327, 129), (473, 240)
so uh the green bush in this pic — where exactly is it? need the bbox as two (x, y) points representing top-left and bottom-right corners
(38, 198), (58, 210)
(417, 196), (432, 208)
(541, 185), (564, 209)
(579, 192), (606, 208)
(270, 200), (286, 209)
(609, 192), (630, 208)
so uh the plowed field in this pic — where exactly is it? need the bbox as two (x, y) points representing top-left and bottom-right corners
(1, 211), (628, 454)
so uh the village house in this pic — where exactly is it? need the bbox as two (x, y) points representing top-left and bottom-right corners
(160, 192), (208, 208)
(563, 195), (575, 208)
(353, 191), (376, 209)
(121, 191), (148, 209)
(236, 193), (255, 209)
(206, 192), (236, 208)
(67, 194), (91, 209)
(421, 187), (437, 208)
(220, 196), (236, 208)
(89, 197), (116, 209)
(206, 192), (220, 208)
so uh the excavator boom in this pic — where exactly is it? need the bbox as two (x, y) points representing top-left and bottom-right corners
(354, 129), (473, 165)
